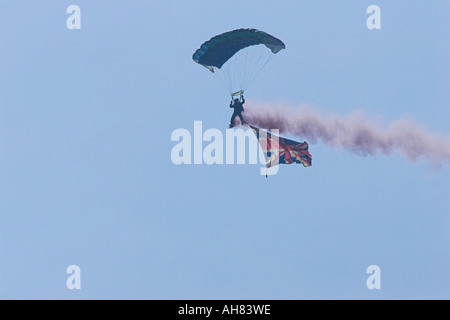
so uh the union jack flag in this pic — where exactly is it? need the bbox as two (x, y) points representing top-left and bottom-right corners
(250, 125), (312, 168)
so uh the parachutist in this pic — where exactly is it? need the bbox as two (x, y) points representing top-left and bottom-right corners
(229, 95), (245, 128)
(192, 29), (285, 97)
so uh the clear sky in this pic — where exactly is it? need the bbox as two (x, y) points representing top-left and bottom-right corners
(0, 1), (449, 299)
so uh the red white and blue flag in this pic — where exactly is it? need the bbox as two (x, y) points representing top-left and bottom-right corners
(250, 125), (312, 168)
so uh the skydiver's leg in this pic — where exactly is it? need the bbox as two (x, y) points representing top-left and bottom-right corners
(238, 113), (244, 125)
(230, 113), (236, 128)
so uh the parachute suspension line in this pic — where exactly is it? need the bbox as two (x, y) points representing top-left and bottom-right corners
(243, 47), (275, 93)
(248, 47), (262, 84)
(247, 53), (274, 92)
(237, 47), (248, 93)
(226, 59), (233, 94)
(242, 45), (256, 91)
(228, 51), (239, 94)
(237, 45), (256, 93)
(210, 47), (277, 96)
(221, 60), (230, 93)
(250, 47), (264, 87)
(212, 58), (228, 94)
(237, 49), (243, 91)
(245, 46), (265, 90)
(236, 47), (245, 91)
(207, 67), (229, 95)
(226, 45), (274, 94)
(226, 56), (232, 93)
(241, 44), (253, 91)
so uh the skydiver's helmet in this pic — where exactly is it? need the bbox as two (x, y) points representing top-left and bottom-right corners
(234, 98), (239, 103)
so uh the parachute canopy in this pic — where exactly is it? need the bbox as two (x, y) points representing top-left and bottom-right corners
(192, 28), (285, 96)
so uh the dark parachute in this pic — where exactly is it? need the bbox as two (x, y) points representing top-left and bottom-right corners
(192, 28), (285, 70)
(192, 28), (285, 96)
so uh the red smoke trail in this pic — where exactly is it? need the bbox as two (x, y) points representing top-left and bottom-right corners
(244, 102), (450, 164)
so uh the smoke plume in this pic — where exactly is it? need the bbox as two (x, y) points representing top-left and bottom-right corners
(244, 102), (450, 165)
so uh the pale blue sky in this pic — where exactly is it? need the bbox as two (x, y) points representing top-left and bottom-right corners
(0, 1), (449, 299)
